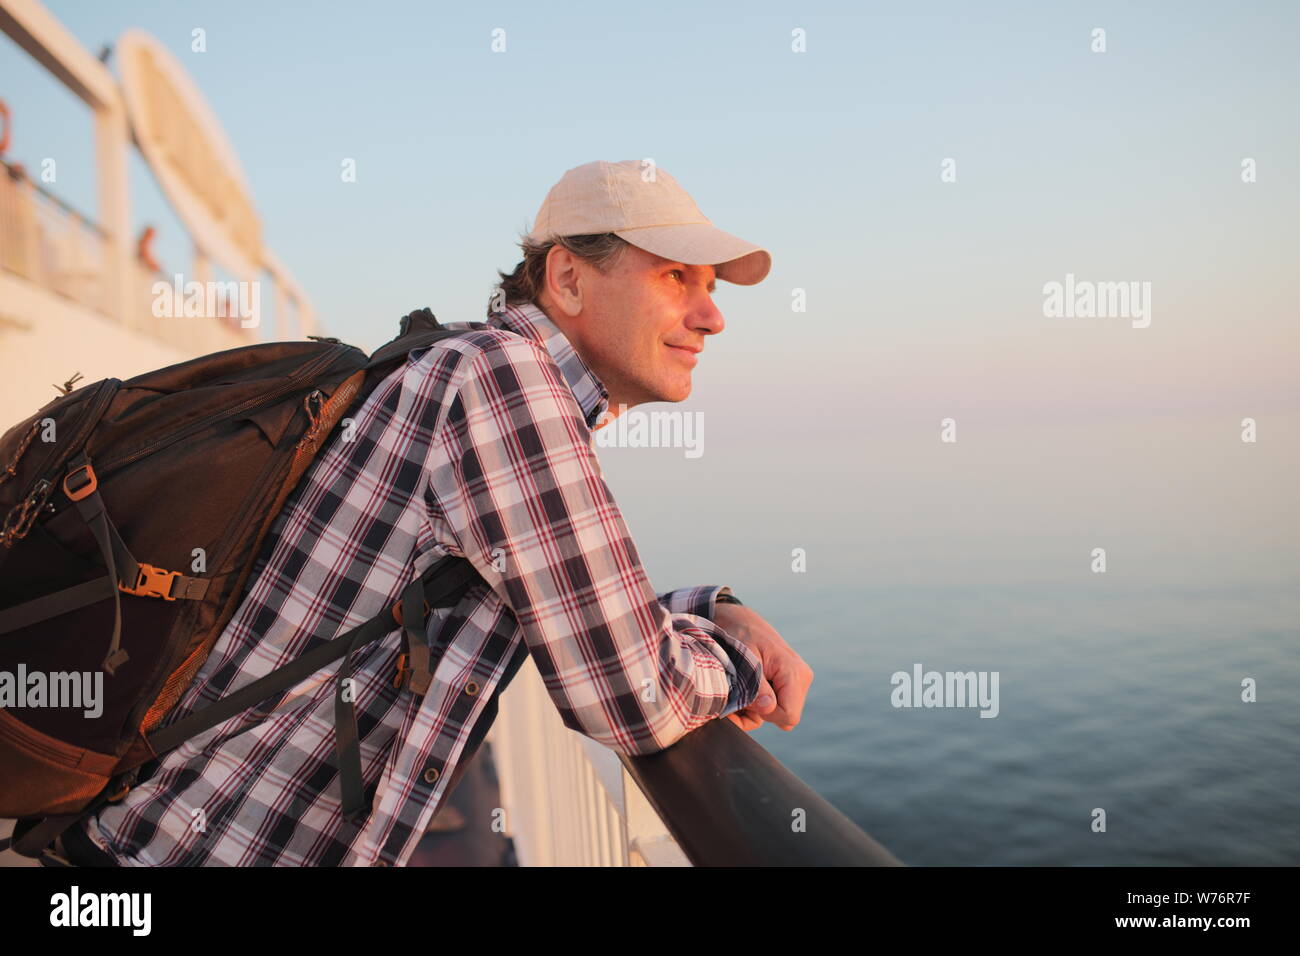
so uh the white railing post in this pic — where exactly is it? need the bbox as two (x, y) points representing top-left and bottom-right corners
(489, 653), (691, 866)
(93, 95), (130, 326)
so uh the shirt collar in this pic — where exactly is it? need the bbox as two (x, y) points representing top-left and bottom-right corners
(485, 301), (611, 429)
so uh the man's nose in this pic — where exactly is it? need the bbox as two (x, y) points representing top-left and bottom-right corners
(691, 292), (725, 336)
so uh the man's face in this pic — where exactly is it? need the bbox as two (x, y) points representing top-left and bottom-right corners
(541, 243), (724, 409)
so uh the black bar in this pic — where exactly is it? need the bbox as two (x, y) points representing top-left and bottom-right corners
(620, 718), (902, 866)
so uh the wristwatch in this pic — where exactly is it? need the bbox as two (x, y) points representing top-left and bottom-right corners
(715, 592), (744, 606)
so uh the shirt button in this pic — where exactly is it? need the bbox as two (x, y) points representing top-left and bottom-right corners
(465, 680), (480, 696)
(373, 860), (389, 867)
(423, 767), (440, 784)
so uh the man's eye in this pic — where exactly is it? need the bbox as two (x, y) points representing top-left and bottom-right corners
(668, 270), (684, 283)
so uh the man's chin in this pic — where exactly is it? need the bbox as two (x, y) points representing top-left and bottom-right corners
(639, 376), (692, 404)
(663, 383), (691, 403)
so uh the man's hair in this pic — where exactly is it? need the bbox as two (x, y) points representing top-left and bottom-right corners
(489, 233), (630, 316)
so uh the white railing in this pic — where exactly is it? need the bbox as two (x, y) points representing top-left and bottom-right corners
(0, 164), (110, 316)
(488, 656), (690, 867)
(2, 1), (320, 355)
(1, 163), (310, 362)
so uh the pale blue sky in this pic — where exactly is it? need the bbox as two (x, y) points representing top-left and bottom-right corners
(4, 1), (1295, 350)
(3, 0), (1297, 592)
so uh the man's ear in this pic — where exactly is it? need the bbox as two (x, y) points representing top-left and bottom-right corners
(545, 246), (584, 318)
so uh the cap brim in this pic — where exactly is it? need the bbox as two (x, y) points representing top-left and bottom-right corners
(612, 222), (771, 286)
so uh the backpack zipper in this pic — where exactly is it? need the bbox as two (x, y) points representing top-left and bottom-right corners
(92, 346), (348, 478)
(203, 361), (366, 578)
(1, 378), (119, 543)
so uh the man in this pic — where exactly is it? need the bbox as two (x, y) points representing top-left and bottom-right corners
(59, 159), (812, 867)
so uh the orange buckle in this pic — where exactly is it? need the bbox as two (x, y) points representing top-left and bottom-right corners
(104, 779), (131, 803)
(119, 563), (180, 601)
(62, 463), (98, 502)
(392, 653), (410, 689)
(391, 599), (430, 627)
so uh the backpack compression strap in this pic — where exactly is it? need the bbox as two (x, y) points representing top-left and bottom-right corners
(0, 452), (211, 673)
(149, 553), (483, 820)
(2, 554), (484, 859)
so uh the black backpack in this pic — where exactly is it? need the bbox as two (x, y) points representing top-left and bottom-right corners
(0, 308), (487, 858)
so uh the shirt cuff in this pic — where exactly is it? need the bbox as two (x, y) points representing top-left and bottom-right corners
(707, 622), (763, 717)
(657, 584), (736, 622)
(659, 586), (760, 716)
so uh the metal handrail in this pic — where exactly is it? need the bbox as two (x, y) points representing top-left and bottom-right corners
(1, 156), (107, 238)
(620, 718), (904, 866)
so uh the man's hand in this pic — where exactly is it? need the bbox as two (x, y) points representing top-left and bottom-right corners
(712, 604), (813, 732)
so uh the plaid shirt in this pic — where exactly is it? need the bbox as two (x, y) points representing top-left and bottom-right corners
(76, 300), (763, 866)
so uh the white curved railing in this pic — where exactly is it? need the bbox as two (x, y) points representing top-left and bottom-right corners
(488, 655), (689, 867)
(0, 164), (109, 317)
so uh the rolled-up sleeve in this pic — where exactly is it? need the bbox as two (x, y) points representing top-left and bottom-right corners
(423, 335), (763, 753)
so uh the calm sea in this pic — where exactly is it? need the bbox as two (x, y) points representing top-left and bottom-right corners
(607, 405), (1299, 866)
(739, 581), (1299, 866)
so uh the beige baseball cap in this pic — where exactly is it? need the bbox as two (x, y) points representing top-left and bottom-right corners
(526, 159), (772, 285)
